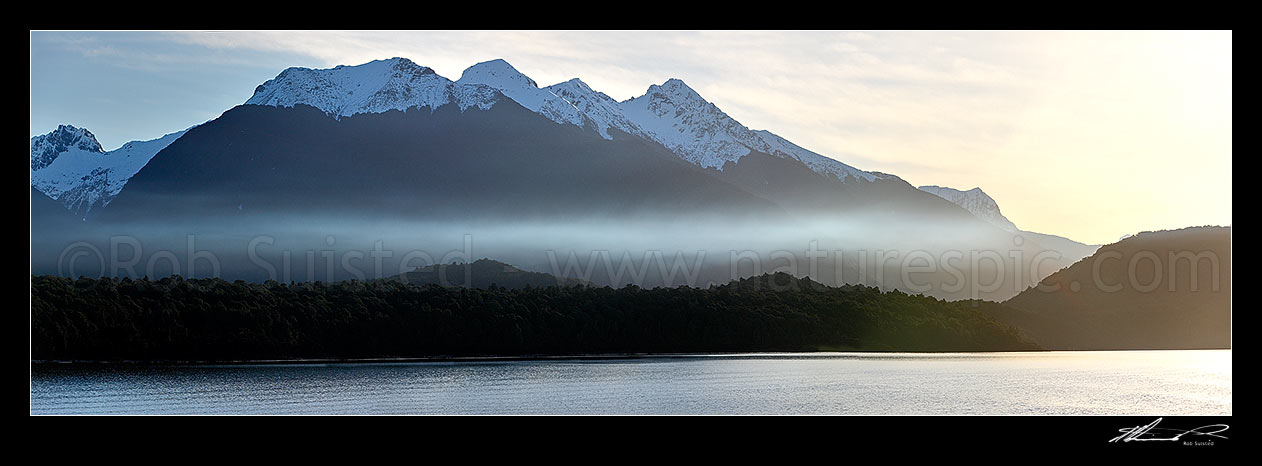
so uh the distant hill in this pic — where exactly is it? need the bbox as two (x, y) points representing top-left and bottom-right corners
(392, 258), (589, 289)
(992, 226), (1230, 350)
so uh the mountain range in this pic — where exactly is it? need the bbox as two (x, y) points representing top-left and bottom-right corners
(242, 58), (883, 184)
(31, 57), (1100, 300)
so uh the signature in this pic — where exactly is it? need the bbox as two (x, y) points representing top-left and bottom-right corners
(1110, 418), (1229, 443)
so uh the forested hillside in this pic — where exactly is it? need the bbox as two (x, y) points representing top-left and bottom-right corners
(31, 273), (1038, 361)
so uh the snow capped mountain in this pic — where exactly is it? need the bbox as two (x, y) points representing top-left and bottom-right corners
(743, 130), (884, 183)
(548, 76), (882, 182)
(31, 127), (188, 217)
(245, 57), (499, 117)
(918, 185), (1098, 260)
(30, 125), (103, 171)
(245, 57), (593, 128)
(918, 185), (1018, 232)
(617, 78), (881, 182)
(457, 59), (585, 127)
(31, 57), (897, 222)
(619, 79), (757, 169)
(244, 58), (882, 184)
(545, 78), (647, 140)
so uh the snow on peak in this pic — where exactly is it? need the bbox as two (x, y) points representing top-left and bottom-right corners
(246, 57), (497, 117)
(458, 59), (538, 89)
(30, 125), (103, 171)
(555, 78), (592, 92)
(655, 78), (704, 100)
(616, 79), (878, 182)
(31, 127), (190, 217)
(918, 185), (1019, 232)
(545, 78), (647, 140)
(243, 57), (880, 182)
(457, 59), (585, 127)
(619, 78), (755, 169)
(246, 57), (588, 127)
(745, 130), (883, 182)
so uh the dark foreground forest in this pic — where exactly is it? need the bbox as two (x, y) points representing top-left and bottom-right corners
(31, 273), (1038, 361)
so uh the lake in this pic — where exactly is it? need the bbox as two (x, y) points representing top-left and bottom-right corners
(30, 350), (1231, 415)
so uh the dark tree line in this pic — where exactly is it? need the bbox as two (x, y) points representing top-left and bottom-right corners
(31, 273), (1038, 361)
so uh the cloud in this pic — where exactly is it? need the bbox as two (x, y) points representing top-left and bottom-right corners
(33, 32), (291, 71)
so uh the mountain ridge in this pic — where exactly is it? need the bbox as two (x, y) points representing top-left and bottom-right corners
(917, 184), (1100, 260)
(30, 124), (103, 171)
(918, 185), (1018, 232)
(244, 57), (882, 185)
(30, 126), (189, 218)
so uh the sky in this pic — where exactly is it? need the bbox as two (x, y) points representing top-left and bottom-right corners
(29, 30), (1231, 245)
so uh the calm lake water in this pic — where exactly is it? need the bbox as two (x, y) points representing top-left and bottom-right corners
(30, 350), (1230, 415)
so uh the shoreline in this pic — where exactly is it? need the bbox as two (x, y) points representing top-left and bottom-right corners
(29, 347), (1231, 366)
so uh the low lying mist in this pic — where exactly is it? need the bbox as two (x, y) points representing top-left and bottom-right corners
(31, 211), (1086, 301)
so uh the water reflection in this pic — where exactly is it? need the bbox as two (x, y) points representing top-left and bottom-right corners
(31, 350), (1231, 415)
